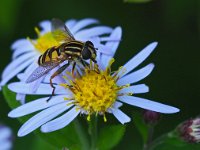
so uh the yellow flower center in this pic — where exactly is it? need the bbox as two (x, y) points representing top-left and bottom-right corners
(29, 27), (60, 54)
(61, 59), (129, 121)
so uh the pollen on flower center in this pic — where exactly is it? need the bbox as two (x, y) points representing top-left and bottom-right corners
(61, 59), (128, 120)
(29, 28), (60, 53)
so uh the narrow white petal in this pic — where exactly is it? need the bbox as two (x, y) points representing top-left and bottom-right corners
(97, 44), (113, 55)
(112, 101), (123, 108)
(11, 39), (31, 50)
(119, 84), (149, 94)
(0, 141), (12, 150)
(71, 18), (99, 34)
(65, 19), (77, 30)
(111, 108), (131, 124)
(120, 42), (158, 77)
(17, 102), (72, 137)
(28, 75), (46, 93)
(8, 82), (71, 95)
(41, 106), (80, 133)
(16, 93), (26, 104)
(105, 27), (122, 56)
(117, 63), (154, 86)
(118, 96), (180, 114)
(8, 96), (70, 117)
(12, 47), (34, 59)
(2, 52), (36, 79)
(100, 36), (121, 42)
(101, 27), (122, 66)
(74, 26), (112, 39)
(39, 20), (51, 33)
(0, 57), (35, 86)
(0, 128), (11, 141)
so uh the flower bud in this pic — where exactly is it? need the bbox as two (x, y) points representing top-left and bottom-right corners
(177, 117), (200, 143)
(143, 110), (160, 125)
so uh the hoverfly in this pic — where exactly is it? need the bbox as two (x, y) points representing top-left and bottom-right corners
(26, 19), (97, 100)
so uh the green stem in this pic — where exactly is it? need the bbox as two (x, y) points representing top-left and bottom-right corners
(74, 119), (90, 150)
(143, 125), (154, 150)
(89, 115), (98, 150)
(148, 131), (177, 150)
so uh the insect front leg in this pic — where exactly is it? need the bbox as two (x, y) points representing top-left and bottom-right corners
(47, 62), (70, 102)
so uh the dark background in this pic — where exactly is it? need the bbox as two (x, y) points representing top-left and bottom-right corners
(0, 0), (199, 149)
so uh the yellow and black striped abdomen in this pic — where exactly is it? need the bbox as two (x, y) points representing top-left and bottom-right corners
(62, 41), (84, 57)
(38, 46), (60, 65)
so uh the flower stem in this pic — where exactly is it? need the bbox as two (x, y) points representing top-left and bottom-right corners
(74, 119), (90, 150)
(89, 115), (98, 150)
(148, 131), (177, 150)
(143, 125), (154, 150)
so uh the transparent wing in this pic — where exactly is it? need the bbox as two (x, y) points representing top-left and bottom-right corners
(26, 61), (60, 83)
(51, 18), (75, 42)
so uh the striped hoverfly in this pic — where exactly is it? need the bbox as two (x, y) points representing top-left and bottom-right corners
(26, 19), (97, 99)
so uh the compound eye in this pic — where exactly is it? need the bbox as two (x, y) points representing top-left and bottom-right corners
(82, 48), (91, 60)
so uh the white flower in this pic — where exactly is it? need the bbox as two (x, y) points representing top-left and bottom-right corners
(0, 124), (12, 150)
(8, 42), (179, 137)
(0, 18), (121, 103)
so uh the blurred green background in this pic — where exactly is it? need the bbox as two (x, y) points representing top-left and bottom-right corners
(0, 0), (199, 149)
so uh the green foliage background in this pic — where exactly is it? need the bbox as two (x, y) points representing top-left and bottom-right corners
(0, 0), (199, 149)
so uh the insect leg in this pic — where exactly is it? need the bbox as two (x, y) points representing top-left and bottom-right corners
(72, 62), (76, 77)
(47, 62), (70, 102)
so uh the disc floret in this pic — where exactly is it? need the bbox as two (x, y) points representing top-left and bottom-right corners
(61, 59), (129, 121)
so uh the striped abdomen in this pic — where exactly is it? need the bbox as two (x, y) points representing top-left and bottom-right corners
(38, 46), (60, 65)
(38, 41), (85, 66)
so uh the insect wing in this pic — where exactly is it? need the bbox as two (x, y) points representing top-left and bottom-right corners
(26, 62), (59, 83)
(51, 18), (75, 42)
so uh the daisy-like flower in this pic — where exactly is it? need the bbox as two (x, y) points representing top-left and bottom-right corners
(0, 18), (121, 103)
(0, 124), (12, 150)
(8, 42), (179, 137)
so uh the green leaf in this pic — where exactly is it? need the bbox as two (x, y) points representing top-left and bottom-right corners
(133, 111), (148, 142)
(2, 86), (85, 150)
(124, 0), (152, 3)
(97, 124), (126, 150)
(150, 132), (200, 150)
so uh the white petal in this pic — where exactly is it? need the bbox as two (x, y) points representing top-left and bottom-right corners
(16, 93), (26, 104)
(0, 141), (12, 150)
(101, 27), (122, 66)
(11, 39), (32, 50)
(97, 44), (113, 55)
(65, 19), (77, 29)
(120, 42), (158, 77)
(112, 101), (123, 108)
(0, 127), (11, 141)
(12, 46), (34, 59)
(0, 57), (35, 86)
(39, 20), (51, 33)
(118, 95), (180, 114)
(17, 102), (72, 137)
(8, 82), (71, 95)
(2, 52), (36, 79)
(8, 96), (70, 117)
(111, 108), (131, 124)
(117, 63), (154, 86)
(118, 84), (149, 94)
(74, 26), (112, 40)
(41, 106), (80, 133)
(71, 18), (99, 34)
